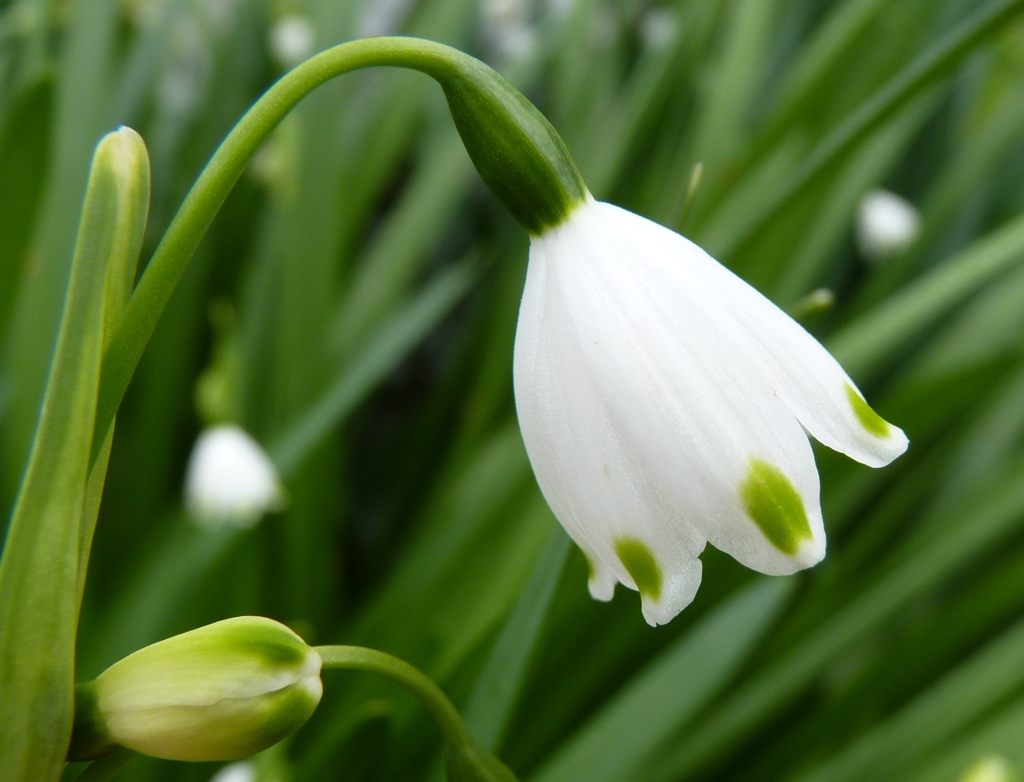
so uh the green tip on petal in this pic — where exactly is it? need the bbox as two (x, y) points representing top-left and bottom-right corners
(740, 459), (812, 556)
(614, 537), (663, 601)
(845, 383), (891, 438)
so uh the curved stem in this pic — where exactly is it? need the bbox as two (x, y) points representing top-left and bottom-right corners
(315, 645), (470, 749)
(91, 37), (487, 464)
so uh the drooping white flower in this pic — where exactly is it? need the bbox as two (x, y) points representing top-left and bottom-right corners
(211, 761), (258, 782)
(268, 15), (315, 69)
(856, 189), (921, 260)
(514, 197), (908, 626)
(185, 425), (284, 526)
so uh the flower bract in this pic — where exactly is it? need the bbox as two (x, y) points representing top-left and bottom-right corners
(514, 197), (908, 625)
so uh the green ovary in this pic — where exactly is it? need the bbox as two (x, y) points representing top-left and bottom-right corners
(845, 383), (891, 437)
(740, 459), (812, 556)
(614, 537), (663, 601)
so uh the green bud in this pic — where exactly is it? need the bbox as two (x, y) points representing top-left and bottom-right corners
(69, 617), (322, 762)
(418, 44), (587, 235)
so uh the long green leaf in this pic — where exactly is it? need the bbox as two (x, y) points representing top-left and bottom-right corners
(462, 525), (571, 752)
(270, 261), (475, 474)
(716, 0), (1024, 260)
(533, 579), (793, 782)
(829, 212), (1024, 379)
(646, 458), (1024, 782)
(0, 127), (148, 782)
(797, 615), (1024, 782)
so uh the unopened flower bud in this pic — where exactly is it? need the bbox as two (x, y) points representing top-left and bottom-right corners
(211, 761), (258, 782)
(856, 189), (920, 260)
(269, 15), (315, 68)
(185, 425), (284, 526)
(69, 617), (322, 762)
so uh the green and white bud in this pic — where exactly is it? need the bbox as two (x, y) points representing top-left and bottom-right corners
(69, 617), (322, 762)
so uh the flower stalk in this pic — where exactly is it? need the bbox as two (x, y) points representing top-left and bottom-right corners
(94, 37), (584, 464)
(316, 646), (518, 782)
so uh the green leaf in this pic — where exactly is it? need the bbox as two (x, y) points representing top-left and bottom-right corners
(797, 616), (1024, 782)
(829, 212), (1024, 380)
(0, 127), (149, 781)
(646, 458), (1024, 782)
(532, 579), (792, 782)
(462, 525), (571, 752)
(716, 0), (1024, 260)
(1, 0), (118, 499)
(270, 261), (476, 475)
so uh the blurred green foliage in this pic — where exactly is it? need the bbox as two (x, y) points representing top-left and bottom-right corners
(2, 0), (1024, 780)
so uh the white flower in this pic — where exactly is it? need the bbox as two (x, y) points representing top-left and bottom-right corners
(482, 0), (537, 62)
(960, 756), (1014, 782)
(357, 0), (415, 38)
(513, 197), (908, 626)
(639, 7), (679, 51)
(268, 15), (315, 69)
(212, 761), (257, 782)
(185, 425), (284, 526)
(856, 189), (921, 260)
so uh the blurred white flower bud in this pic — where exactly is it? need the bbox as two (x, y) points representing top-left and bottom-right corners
(212, 761), (258, 782)
(482, 0), (536, 62)
(185, 425), (284, 526)
(69, 617), (322, 762)
(545, 0), (576, 21)
(639, 7), (678, 51)
(960, 755), (1014, 782)
(269, 15), (315, 69)
(204, 0), (242, 32)
(158, 16), (210, 117)
(856, 189), (921, 260)
(357, 0), (415, 38)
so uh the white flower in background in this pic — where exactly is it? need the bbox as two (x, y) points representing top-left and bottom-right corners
(856, 189), (921, 260)
(514, 197), (908, 626)
(158, 16), (210, 117)
(639, 7), (679, 51)
(960, 756), (1014, 782)
(204, 0), (242, 32)
(357, 0), (416, 38)
(211, 761), (258, 782)
(185, 425), (284, 526)
(545, 0), (576, 21)
(482, 0), (536, 62)
(268, 15), (315, 69)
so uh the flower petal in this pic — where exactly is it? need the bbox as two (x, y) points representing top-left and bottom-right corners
(515, 235), (704, 626)
(535, 200), (826, 580)
(609, 202), (909, 469)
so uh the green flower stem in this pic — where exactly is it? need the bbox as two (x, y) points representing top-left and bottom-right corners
(316, 645), (470, 750)
(316, 645), (519, 781)
(93, 37), (584, 464)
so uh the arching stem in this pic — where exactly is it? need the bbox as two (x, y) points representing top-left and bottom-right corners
(92, 36), (582, 463)
(315, 645), (471, 750)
